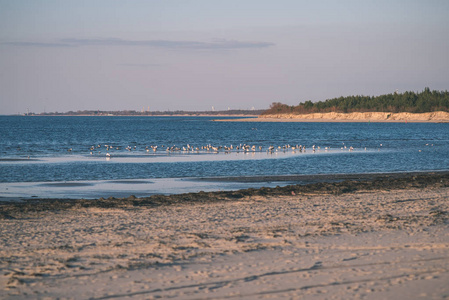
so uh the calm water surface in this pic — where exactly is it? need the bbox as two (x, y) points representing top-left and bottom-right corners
(1, 116), (448, 198)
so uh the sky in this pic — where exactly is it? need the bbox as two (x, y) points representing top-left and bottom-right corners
(0, 0), (448, 114)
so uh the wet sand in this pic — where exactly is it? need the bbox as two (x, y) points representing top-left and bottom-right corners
(1, 172), (449, 299)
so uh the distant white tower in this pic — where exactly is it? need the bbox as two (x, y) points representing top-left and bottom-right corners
(211, 106), (215, 111)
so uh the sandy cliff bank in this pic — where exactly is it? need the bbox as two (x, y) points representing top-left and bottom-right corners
(259, 111), (449, 122)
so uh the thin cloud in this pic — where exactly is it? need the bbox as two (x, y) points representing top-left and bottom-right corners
(1, 41), (73, 47)
(119, 63), (166, 67)
(60, 38), (274, 49)
(2, 38), (274, 50)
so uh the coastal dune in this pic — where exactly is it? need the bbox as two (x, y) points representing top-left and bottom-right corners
(1, 173), (449, 299)
(258, 111), (449, 122)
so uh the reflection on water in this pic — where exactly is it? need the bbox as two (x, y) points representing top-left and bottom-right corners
(0, 178), (291, 200)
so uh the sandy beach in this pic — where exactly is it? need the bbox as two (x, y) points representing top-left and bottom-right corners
(1, 172), (449, 299)
(216, 111), (449, 122)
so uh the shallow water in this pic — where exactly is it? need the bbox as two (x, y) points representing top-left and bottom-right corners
(1, 116), (448, 198)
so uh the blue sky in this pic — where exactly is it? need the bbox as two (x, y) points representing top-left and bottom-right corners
(1, 0), (448, 114)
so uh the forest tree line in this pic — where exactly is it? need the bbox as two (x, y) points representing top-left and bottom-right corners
(262, 88), (449, 115)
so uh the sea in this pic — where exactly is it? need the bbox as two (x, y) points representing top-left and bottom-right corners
(1, 116), (448, 199)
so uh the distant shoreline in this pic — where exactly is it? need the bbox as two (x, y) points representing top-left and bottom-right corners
(9, 109), (264, 117)
(216, 111), (449, 123)
(12, 114), (260, 118)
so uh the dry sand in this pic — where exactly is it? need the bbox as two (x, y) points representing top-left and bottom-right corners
(1, 173), (449, 299)
(216, 111), (449, 122)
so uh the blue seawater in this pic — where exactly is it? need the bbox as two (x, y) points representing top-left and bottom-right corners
(1, 116), (448, 197)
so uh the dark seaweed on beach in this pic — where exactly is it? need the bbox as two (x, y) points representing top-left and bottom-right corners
(1, 172), (449, 218)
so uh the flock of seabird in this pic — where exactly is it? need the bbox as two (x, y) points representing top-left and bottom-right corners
(78, 142), (367, 158)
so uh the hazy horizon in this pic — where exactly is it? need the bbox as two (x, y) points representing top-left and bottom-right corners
(1, 0), (448, 115)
